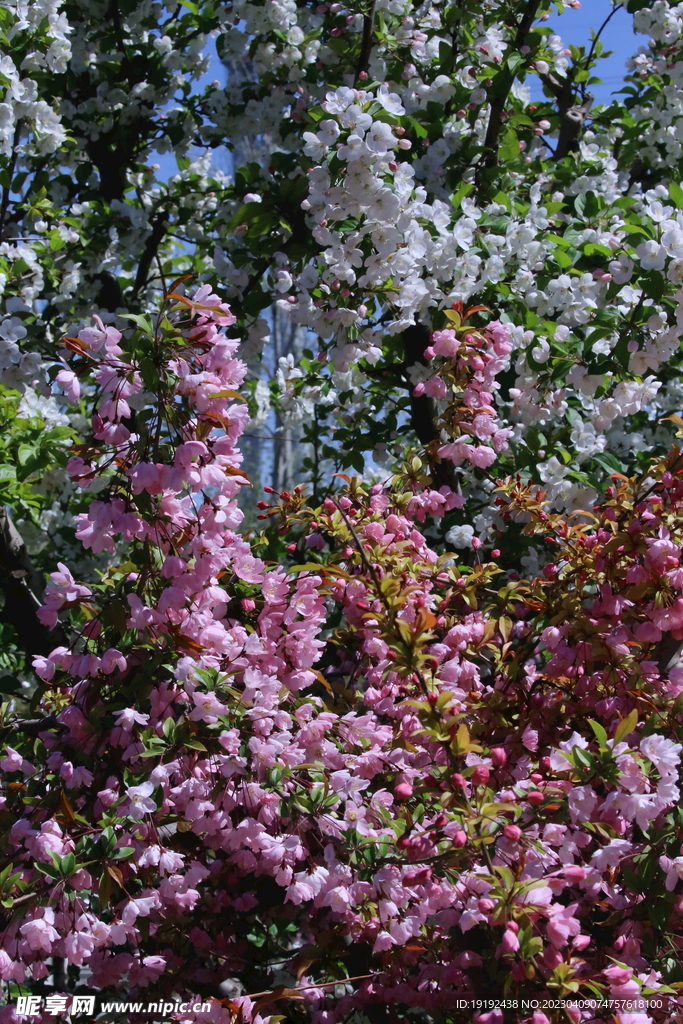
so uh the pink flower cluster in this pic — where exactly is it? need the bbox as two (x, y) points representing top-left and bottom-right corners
(2, 288), (682, 1023)
(415, 318), (514, 470)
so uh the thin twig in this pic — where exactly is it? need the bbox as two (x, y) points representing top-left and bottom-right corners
(0, 123), (22, 239)
(245, 973), (379, 999)
(582, 3), (624, 96)
(355, 1), (376, 77)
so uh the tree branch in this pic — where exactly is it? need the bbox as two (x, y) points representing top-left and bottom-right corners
(356, 1), (377, 78)
(478, 0), (542, 179)
(402, 324), (455, 489)
(580, 3), (624, 100)
(132, 209), (169, 296)
(0, 122), (22, 240)
(0, 509), (56, 657)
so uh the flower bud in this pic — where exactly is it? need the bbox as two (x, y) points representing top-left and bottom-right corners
(503, 824), (521, 842)
(500, 929), (520, 953)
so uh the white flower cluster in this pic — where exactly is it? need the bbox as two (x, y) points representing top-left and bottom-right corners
(0, 297), (41, 389)
(0, 0), (70, 157)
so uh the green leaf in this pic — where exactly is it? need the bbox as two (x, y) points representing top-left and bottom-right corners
(583, 190), (601, 218)
(450, 181), (473, 210)
(669, 182), (683, 210)
(119, 313), (154, 335)
(614, 709), (638, 745)
(406, 115), (428, 139)
(593, 452), (625, 474)
(183, 737), (207, 751)
(35, 862), (60, 879)
(16, 445), (34, 467)
(59, 853), (76, 877)
(640, 270), (665, 301)
(112, 846), (135, 860)
(492, 864), (515, 889)
(588, 719), (608, 749)
(500, 128), (519, 163)
(583, 243), (613, 258)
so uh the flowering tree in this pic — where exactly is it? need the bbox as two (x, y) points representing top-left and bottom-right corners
(4, 1), (683, 1023)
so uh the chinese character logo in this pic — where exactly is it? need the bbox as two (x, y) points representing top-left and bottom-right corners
(15, 995), (96, 1017)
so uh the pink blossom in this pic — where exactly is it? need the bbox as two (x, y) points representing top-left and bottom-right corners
(125, 782), (157, 819)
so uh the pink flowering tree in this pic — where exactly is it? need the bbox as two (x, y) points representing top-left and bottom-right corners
(0, 281), (681, 1024)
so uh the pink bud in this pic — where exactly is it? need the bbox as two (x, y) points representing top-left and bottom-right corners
(527, 791), (544, 806)
(491, 747), (506, 767)
(471, 765), (490, 786)
(452, 830), (467, 847)
(503, 824), (521, 842)
(500, 928), (520, 953)
(394, 783), (413, 801)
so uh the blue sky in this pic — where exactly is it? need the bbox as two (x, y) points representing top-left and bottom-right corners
(549, 1), (636, 105)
